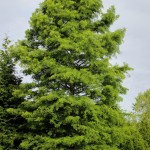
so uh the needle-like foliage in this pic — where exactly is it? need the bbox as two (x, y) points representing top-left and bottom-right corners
(10, 0), (131, 149)
(0, 37), (24, 149)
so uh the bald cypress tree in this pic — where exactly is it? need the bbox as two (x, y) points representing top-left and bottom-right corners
(11, 0), (130, 149)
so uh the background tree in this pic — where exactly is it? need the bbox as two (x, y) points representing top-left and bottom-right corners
(11, 0), (131, 149)
(133, 89), (150, 149)
(118, 112), (147, 150)
(0, 37), (24, 149)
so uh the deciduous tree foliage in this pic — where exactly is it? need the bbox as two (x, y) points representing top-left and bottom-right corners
(133, 89), (150, 149)
(10, 0), (131, 149)
(0, 38), (23, 149)
(119, 118), (147, 150)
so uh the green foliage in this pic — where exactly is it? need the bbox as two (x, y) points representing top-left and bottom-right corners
(0, 38), (24, 149)
(133, 89), (150, 149)
(119, 122), (147, 150)
(9, 0), (132, 149)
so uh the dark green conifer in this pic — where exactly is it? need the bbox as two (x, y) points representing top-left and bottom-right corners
(0, 37), (23, 149)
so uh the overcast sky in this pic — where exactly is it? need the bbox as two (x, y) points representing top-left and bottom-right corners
(0, 0), (150, 111)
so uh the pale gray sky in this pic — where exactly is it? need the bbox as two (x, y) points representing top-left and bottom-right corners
(0, 0), (150, 111)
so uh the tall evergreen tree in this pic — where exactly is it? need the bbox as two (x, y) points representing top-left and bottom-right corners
(11, 0), (131, 149)
(0, 37), (23, 149)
